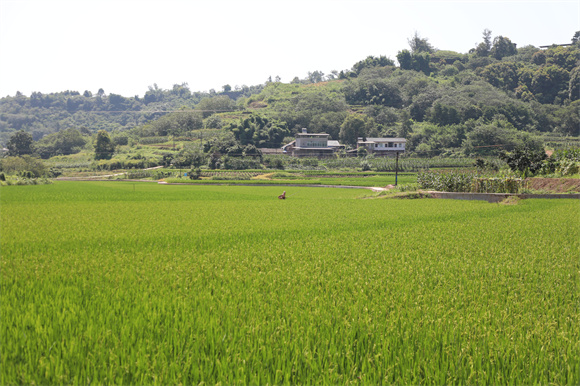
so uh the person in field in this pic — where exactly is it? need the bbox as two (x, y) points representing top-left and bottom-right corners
(278, 191), (286, 199)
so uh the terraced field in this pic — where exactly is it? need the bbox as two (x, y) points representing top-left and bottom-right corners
(2, 182), (578, 384)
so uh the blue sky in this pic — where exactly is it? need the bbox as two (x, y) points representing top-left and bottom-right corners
(0, 0), (578, 97)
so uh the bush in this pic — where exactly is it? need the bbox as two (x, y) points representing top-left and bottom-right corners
(301, 158), (319, 167)
(0, 156), (47, 177)
(188, 168), (202, 180)
(557, 160), (579, 176)
(222, 156), (262, 170)
(360, 160), (371, 171)
(500, 146), (546, 175)
(269, 158), (285, 170)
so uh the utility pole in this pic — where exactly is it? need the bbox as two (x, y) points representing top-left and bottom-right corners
(395, 151), (399, 186)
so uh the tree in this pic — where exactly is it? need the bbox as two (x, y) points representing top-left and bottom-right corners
(222, 84), (232, 93)
(6, 130), (34, 156)
(174, 143), (206, 167)
(227, 114), (290, 148)
(36, 128), (87, 158)
(500, 145), (546, 174)
(490, 36), (517, 60)
(352, 56), (395, 75)
(479, 62), (520, 91)
(531, 65), (570, 104)
(340, 114), (369, 146)
(307, 71), (325, 84)
(94, 130), (115, 160)
(408, 31), (435, 53)
(397, 50), (412, 70)
(475, 29), (493, 57)
(572, 31), (580, 45)
(343, 77), (403, 107)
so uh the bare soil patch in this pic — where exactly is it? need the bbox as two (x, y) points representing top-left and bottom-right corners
(525, 178), (580, 193)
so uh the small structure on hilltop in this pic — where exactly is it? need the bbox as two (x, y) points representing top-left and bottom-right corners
(357, 137), (406, 156)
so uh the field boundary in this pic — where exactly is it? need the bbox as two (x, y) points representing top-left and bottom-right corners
(158, 181), (379, 190)
(426, 191), (580, 203)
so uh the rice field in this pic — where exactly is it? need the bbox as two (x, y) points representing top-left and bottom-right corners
(1, 182), (579, 384)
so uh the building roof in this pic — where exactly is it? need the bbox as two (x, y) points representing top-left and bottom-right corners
(296, 133), (329, 137)
(328, 140), (342, 147)
(294, 147), (334, 150)
(365, 137), (406, 142)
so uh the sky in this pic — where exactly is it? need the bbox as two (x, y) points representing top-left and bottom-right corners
(0, 0), (578, 98)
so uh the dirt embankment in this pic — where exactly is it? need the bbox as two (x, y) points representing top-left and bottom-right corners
(526, 178), (580, 193)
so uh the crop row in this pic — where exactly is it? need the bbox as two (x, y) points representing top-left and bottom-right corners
(417, 171), (526, 193)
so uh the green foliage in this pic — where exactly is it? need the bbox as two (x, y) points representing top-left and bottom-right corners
(351, 55), (395, 76)
(35, 128), (87, 158)
(407, 31), (435, 54)
(343, 77), (403, 107)
(0, 155), (47, 177)
(6, 130), (34, 156)
(417, 170), (525, 193)
(196, 95), (237, 118)
(95, 157), (160, 170)
(226, 114), (290, 148)
(396, 50), (432, 74)
(138, 110), (203, 137)
(500, 145), (547, 174)
(221, 156), (262, 170)
(340, 114), (370, 146)
(1, 32), (578, 161)
(490, 36), (517, 60)
(188, 168), (202, 180)
(462, 118), (536, 156)
(94, 130), (115, 160)
(174, 143), (206, 168)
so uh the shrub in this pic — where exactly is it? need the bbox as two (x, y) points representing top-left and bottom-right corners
(269, 158), (285, 170)
(360, 160), (371, 171)
(188, 168), (202, 180)
(301, 158), (319, 167)
(557, 160), (580, 176)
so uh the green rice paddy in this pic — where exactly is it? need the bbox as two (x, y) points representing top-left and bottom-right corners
(2, 182), (578, 384)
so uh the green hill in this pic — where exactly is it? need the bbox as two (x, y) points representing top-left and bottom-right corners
(1, 31), (578, 158)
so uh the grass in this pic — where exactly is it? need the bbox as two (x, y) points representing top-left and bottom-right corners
(2, 182), (578, 384)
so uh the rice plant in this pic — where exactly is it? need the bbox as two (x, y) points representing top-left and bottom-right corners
(1, 182), (578, 384)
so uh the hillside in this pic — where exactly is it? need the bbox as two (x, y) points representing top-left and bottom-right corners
(1, 31), (578, 158)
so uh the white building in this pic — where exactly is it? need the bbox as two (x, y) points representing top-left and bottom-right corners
(357, 137), (406, 156)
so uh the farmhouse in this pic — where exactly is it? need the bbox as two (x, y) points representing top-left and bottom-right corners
(284, 129), (338, 157)
(357, 137), (406, 156)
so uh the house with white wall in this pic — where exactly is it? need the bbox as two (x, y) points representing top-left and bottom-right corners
(284, 129), (337, 157)
(357, 137), (406, 156)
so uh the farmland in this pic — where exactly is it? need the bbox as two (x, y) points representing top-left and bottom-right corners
(2, 182), (579, 384)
